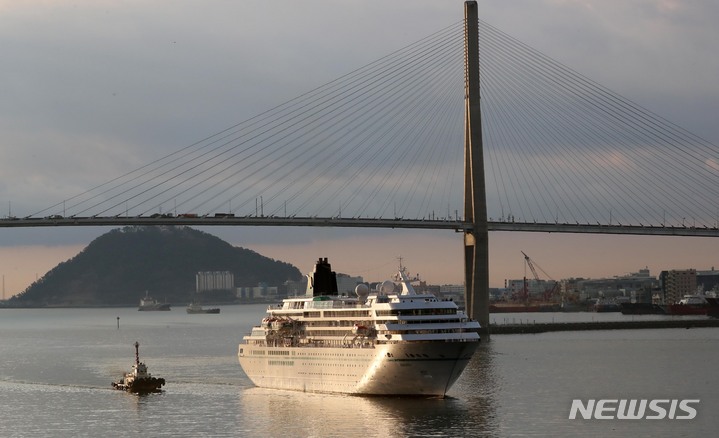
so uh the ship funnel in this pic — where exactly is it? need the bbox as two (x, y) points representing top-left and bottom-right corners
(309, 257), (338, 297)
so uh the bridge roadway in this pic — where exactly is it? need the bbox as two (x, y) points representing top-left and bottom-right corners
(1, 216), (718, 237)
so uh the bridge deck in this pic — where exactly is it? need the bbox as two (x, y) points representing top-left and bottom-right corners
(1, 216), (717, 237)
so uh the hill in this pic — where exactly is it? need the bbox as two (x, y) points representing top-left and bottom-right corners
(9, 226), (302, 306)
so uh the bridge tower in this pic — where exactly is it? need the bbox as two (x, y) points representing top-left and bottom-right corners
(463, 1), (490, 338)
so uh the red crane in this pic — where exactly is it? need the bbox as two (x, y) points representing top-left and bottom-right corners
(521, 251), (560, 302)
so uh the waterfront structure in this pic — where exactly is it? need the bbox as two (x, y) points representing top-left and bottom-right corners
(196, 271), (235, 293)
(697, 268), (719, 293)
(335, 273), (364, 294)
(283, 279), (306, 298)
(660, 269), (697, 304)
(236, 283), (278, 300)
(440, 284), (465, 296)
(575, 268), (656, 302)
(505, 278), (559, 299)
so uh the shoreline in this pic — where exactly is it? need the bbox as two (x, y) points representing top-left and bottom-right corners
(490, 318), (719, 334)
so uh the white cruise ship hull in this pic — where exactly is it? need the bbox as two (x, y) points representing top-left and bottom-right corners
(239, 340), (478, 396)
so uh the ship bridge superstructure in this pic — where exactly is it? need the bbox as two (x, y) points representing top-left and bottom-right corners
(243, 263), (479, 351)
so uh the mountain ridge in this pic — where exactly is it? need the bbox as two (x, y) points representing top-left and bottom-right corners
(9, 226), (302, 307)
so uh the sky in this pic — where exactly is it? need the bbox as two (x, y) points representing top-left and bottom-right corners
(1, 0), (718, 297)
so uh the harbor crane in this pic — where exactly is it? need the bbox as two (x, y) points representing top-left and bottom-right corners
(521, 251), (560, 302)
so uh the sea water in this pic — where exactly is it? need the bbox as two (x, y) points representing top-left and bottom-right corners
(0, 305), (717, 437)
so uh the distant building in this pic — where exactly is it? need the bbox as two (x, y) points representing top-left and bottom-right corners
(422, 283), (441, 296)
(660, 269), (697, 304)
(697, 268), (719, 292)
(336, 273), (364, 295)
(562, 278), (585, 300)
(439, 284), (465, 304)
(505, 278), (559, 300)
(575, 268), (656, 302)
(236, 282), (278, 300)
(283, 279), (306, 297)
(440, 284), (464, 295)
(196, 271), (234, 293)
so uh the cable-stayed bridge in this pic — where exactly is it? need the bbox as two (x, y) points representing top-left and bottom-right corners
(3, 10), (717, 235)
(4, 217), (719, 238)
(1, 2), (718, 333)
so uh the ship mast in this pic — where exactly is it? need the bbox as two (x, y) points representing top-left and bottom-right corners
(394, 256), (419, 295)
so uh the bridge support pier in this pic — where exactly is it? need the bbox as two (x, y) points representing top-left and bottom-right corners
(463, 1), (490, 338)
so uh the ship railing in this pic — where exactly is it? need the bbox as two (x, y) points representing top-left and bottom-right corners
(296, 338), (376, 349)
(386, 332), (480, 342)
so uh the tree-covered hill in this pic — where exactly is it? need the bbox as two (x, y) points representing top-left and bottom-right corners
(10, 226), (302, 306)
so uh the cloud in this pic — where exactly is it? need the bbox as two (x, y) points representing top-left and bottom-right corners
(3, 1), (717, 214)
(1, 1), (718, 295)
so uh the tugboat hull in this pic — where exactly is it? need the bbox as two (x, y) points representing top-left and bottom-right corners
(112, 377), (165, 393)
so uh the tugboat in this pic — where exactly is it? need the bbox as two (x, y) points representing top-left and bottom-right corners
(138, 291), (171, 311)
(112, 342), (165, 393)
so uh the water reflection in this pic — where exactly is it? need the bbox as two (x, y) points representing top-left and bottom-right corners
(235, 345), (499, 437)
(448, 342), (501, 436)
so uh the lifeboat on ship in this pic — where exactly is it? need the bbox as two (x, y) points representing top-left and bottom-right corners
(352, 324), (369, 336)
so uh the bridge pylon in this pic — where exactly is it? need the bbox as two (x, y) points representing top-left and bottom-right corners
(463, 1), (490, 338)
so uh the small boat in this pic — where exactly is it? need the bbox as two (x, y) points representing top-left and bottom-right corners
(186, 302), (220, 314)
(138, 291), (171, 311)
(666, 294), (709, 315)
(112, 342), (165, 393)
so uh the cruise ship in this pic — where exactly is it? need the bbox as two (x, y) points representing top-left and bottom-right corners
(238, 258), (480, 396)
